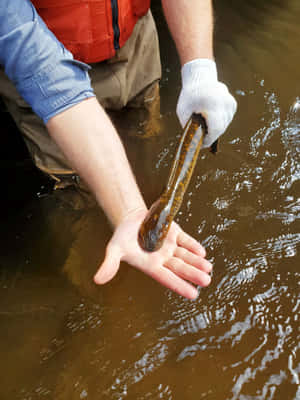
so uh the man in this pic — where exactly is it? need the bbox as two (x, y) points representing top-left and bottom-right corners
(0, 0), (237, 299)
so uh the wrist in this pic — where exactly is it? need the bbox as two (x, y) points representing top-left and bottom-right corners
(122, 207), (148, 222)
(108, 206), (148, 231)
(94, 187), (147, 230)
(181, 58), (218, 87)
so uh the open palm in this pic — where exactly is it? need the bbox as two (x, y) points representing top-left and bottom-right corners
(94, 209), (212, 299)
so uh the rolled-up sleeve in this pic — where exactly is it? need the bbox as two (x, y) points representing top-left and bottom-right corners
(0, 0), (95, 123)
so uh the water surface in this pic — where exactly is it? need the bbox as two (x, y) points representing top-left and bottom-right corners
(0, 0), (299, 399)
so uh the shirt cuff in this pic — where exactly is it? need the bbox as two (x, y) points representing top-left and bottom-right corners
(16, 56), (95, 124)
(43, 91), (96, 124)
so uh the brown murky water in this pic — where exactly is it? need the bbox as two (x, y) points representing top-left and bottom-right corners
(1, 0), (299, 399)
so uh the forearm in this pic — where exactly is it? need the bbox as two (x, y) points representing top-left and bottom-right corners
(161, 0), (214, 65)
(46, 97), (146, 228)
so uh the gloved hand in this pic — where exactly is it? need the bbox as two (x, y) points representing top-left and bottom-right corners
(176, 58), (237, 148)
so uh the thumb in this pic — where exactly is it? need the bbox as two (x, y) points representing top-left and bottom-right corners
(94, 244), (122, 284)
(176, 91), (190, 128)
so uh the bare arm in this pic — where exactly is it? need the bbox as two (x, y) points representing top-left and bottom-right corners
(161, 0), (214, 65)
(46, 97), (147, 228)
(162, 0), (237, 149)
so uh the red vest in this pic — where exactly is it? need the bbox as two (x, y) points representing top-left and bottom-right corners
(31, 0), (151, 63)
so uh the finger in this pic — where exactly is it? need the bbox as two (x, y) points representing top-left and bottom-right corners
(148, 264), (199, 300)
(173, 247), (212, 274)
(94, 244), (122, 284)
(177, 230), (206, 257)
(165, 257), (211, 288)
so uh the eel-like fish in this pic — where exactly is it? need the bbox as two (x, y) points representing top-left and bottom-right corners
(138, 113), (214, 252)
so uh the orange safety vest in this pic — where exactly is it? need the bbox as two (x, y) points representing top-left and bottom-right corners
(31, 0), (151, 63)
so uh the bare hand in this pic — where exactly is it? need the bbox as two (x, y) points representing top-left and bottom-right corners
(94, 209), (212, 299)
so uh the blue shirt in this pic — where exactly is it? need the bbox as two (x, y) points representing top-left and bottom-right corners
(0, 0), (95, 124)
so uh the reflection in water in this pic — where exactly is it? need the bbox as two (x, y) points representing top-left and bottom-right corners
(1, 0), (300, 399)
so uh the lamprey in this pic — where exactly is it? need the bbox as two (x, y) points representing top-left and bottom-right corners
(138, 113), (213, 252)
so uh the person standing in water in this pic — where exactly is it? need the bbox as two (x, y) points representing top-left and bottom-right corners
(0, 0), (237, 299)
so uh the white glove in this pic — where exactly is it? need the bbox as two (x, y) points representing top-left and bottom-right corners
(176, 58), (237, 148)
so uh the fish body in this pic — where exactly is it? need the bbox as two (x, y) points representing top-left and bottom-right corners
(138, 113), (207, 252)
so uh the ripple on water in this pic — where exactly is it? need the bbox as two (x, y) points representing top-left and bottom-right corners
(5, 3), (300, 399)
